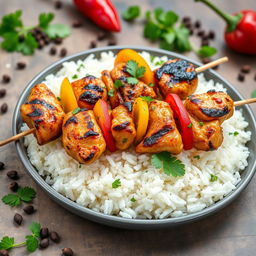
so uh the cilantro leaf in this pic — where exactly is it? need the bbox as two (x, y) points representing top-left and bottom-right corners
(162, 30), (175, 45)
(144, 21), (162, 41)
(2, 194), (21, 206)
(108, 89), (114, 97)
(174, 26), (192, 52)
(0, 236), (14, 250)
(140, 96), (153, 102)
(228, 131), (239, 136)
(1, 32), (19, 52)
(0, 10), (23, 36)
(114, 79), (122, 89)
(16, 32), (38, 55)
(29, 222), (41, 238)
(72, 74), (78, 79)
(136, 66), (146, 78)
(122, 6), (140, 21)
(131, 197), (136, 202)
(151, 152), (185, 177)
(112, 179), (121, 188)
(126, 60), (138, 77)
(154, 8), (178, 27)
(45, 24), (70, 39)
(127, 77), (138, 85)
(198, 46), (217, 58)
(210, 174), (218, 182)
(25, 235), (38, 253)
(126, 60), (146, 83)
(39, 13), (55, 29)
(72, 107), (81, 115)
(17, 187), (36, 202)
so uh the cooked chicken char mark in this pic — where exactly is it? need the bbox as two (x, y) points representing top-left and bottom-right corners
(110, 62), (156, 102)
(101, 70), (123, 108)
(136, 100), (183, 154)
(71, 75), (107, 109)
(184, 90), (234, 123)
(154, 59), (198, 100)
(62, 109), (106, 164)
(20, 83), (65, 145)
(111, 103), (136, 150)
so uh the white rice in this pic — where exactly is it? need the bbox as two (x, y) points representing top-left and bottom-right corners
(22, 52), (251, 219)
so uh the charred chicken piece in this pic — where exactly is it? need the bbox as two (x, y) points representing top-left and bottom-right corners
(71, 75), (107, 109)
(136, 100), (183, 154)
(154, 59), (198, 100)
(110, 63), (156, 102)
(62, 109), (106, 164)
(111, 102), (136, 150)
(101, 70), (123, 108)
(20, 83), (65, 145)
(190, 115), (223, 151)
(184, 91), (234, 123)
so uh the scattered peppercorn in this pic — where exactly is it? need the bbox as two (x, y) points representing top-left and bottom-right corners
(23, 205), (36, 215)
(0, 161), (5, 170)
(182, 16), (191, 24)
(62, 247), (74, 256)
(7, 170), (19, 180)
(197, 29), (205, 37)
(241, 65), (251, 74)
(39, 238), (49, 249)
(54, 37), (63, 45)
(40, 227), (49, 239)
(0, 89), (6, 98)
(108, 38), (117, 46)
(194, 20), (201, 28)
(49, 46), (57, 56)
(72, 20), (82, 28)
(0, 249), (9, 256)
(9, 182), (19, 192)
(54, 0), (63, 9)
(50, 231), (60, 243)
(60, 48), (67, 57)
(89, 40), (97, 48)
(2, 74), (11, 83)
(16, 62), (26, 70)
(238, 73), (245, 82)
(1, 103), (8, 114)
(97, 31), (108, 41)
(13, 213), (23, 225)
(208, 30), (215, 40)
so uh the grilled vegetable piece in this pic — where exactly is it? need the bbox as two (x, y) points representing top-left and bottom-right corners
(154, 59), (198, 100)
(136, 100), (183, 154)
(62, 109), (106, 164)
(71, 75), (107, 109)
(110, 62), (156, 102)
(184, 91), (234, 123)
(101, 70), (123, 108)
(111, 103), (136, 150)
(20, 83), (65, 145)
(190, 115), (223, 151)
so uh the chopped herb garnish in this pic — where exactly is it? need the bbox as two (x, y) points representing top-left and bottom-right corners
(57, 96), (61, 101)
(127, 77), (138, 85)
(112, 179), (121, 189)
(148, 82), (154, 87)
(155, 60), (165, 66)
(199, 121), (204, 126)
(140, 96), (153, 103)
(114, 79), (122, 89)
(131, 197), (136, 202)
(108, 89), (114, 97)
(150, 55), (155, 63)
(122, 5), (140, 21)
(79, 164), (82, 168)
(229, 131), (239, 136)
(72, 107), (81, 115)
(77, 63), (85, 72)
(193, 155), (200, 160)
(151, 151), (185, 177)
(126, 60), (146, 79)
(210, 174), (218, 182)
(122, 138), (128, 143)
(187, 123), (193, 128)
(72, 74), (78, 79)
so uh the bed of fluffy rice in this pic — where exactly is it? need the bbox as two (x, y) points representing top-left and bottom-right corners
(22, 52), (251, 219)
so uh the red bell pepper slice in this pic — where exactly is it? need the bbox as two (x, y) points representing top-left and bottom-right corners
(166, 94), (193, 150)
(93, 99), (117, 152)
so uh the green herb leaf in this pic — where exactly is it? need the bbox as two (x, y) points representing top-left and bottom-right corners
(0, 236), (14, 250)
(173, 26), (192, 52)
(77, 63), (85, 72)
(122, 138), (128, 143)
(162, 30), (175, 45)
(210, 174), (218, 182)
(114, 79), (123, 89)
(72, 107), (81, 115)
(112, 179), (121, 189)
(140, 96), (153, 102)
(126, 60), (138, 77)
(44, 24), (70, 39)
(2, 194), (21, 206)
(16, 32), (38, 55)
(151, 152), (185, 177)
(57, 96), (61, 101)
(38, 13), (54, 29)
(229, 131), (239, 136)
(199, 121), (204, 126)
(108, 89), (114, 97)
(72, 74), (78, 79)
(131, 197), (136, 202)
(187, 122), (193, 128)
(251, 90), (256, 98)
(127, 77), (138, 85)
(144, 21), (162, 41)
(1, 32), (19, 52)
(122, 6), (140, 21)
(126, 60), (146, 82)
(155, 60), (165, 66)
(154, 8), (178, 27)
(0, 10), (23, 36)
(136, 66), (146, 78)
(25, 235), (38, 253)
(198, 46), (217, 58)
(29, 222), (41, 238)
(148, 83), (154, 87)
(193, 155), (200, 160)
(17, 187), (36, 202)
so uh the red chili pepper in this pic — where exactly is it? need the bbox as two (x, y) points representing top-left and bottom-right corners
(195, 0), (256, 55)
(73, 0), (121, 32)
(166, 94), (193, 150)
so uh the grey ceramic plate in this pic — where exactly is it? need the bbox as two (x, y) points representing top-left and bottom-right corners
(13, 46), (256, 230)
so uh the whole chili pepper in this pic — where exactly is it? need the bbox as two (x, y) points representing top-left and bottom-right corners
(73, 0), (121, 32)
(195, 0), (256, 55)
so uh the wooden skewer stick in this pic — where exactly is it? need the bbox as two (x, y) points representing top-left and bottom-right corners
(0, 128), (35, 147)
(195, 57), (229, 73)
(234, 98), (256, 107)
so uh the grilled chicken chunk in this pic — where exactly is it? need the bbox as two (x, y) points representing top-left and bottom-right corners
(136, 100), (183, 154)
(184, 91), (234, 123)
(101, 70), (123, 108)
(154, 59), (198, 100)
(111, 102), (136, 150)
(190, 115), (223, 151)
(62, 109), (106, 164)
(72, 75), (107, 109)
(110, 63), (156, 102)
(20, 83), (65, 145)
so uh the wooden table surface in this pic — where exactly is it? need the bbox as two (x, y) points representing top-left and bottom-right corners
(0, 0), (256, 255)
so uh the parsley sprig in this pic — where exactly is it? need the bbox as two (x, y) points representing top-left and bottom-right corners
(126, 60), (146, 85)
(151, 152), (185, 177)
(0, 222), (41, 253)
(122, 6), (140, 21)
(112, 179), (121, 188)
(2, 187), (36, 207)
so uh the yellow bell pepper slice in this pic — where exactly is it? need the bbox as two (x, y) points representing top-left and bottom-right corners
(60, 77), (78, 113)
(132, 97), (149, 143)
(114, 49), (155, 86)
